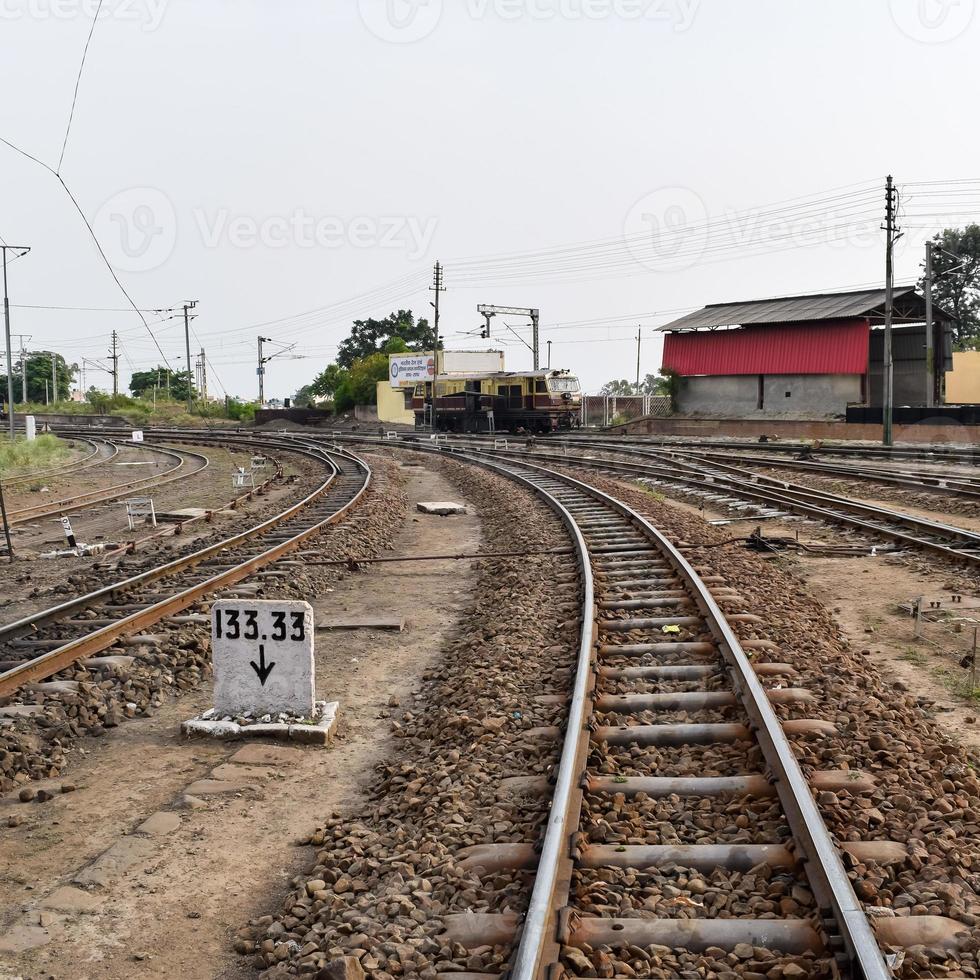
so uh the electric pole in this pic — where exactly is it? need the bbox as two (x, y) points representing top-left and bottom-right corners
(547, 339), (552, 369)
(882, 175), (900, 447)
(199, 348), (208, 402)
(924, 240), (934, 409)
(183, 300), (197, 411)
(636, 327), (642, 394)
(2, 245), (31, 439)
(258, 336), (271, 405)
(109, 331), (119, 396)
(51, 352), (57, 406)
(429, 261), (445, 431)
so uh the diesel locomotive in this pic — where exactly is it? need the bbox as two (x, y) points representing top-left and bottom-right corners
(411, 369), (581, 433)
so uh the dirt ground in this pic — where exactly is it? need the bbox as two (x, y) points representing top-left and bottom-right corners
(796, 552), (980, 755)
(0, 461), (481, 980)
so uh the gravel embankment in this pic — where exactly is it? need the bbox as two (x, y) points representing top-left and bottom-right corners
(238, 455), (579, 978)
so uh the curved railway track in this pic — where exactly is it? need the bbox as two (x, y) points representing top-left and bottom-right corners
(0, 441), (370, 697)
(25, 426), (970, 972)
(541, 438), (980, 504)
(360, 444), (961, 978)
(448, 441), (980, 567)
(4, 441), (210, 527)
(574, 436), (980, 467)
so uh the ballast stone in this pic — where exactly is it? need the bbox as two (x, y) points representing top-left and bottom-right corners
(417, 501), (467, 516)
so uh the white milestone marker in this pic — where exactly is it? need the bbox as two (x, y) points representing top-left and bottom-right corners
(211, 599), (315, 717)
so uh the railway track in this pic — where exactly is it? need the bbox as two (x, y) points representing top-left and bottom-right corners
(413, 449), (964, 978)
(448, 441), (980, 567)
(0, 441), (369, 697)
(14, 427), (970, 973)
(544, 439), (980, 504)
(569, 436), (980, 467)
(4, 441), (209, 527)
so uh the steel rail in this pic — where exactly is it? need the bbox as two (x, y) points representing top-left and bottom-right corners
(0, 435), (333, 643)
(0, 444), (369, 697)
(101, 453), (286, 555)
(556, 434), (980, 466)
(606, 442), (980, 499)
(466, 442), (980, 565)
(5, 442), (209, 525)
(635, 449), (980, 544)
(454, 452), (889, 980)
(311, 432), (889, 977)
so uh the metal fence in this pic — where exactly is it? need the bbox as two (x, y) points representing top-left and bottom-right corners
(581, 395), (670, 428)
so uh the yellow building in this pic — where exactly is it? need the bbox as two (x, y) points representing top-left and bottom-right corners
(946, 351), (980, 404)
(376, 383), (415, 424)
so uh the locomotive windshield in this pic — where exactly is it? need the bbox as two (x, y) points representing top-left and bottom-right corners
(547, 376), (580, 394)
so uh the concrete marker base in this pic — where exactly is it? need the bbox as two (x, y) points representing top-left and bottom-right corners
(181, 700), (339, 745)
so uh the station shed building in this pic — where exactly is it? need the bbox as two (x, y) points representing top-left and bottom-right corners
(659, 287), (953, 418)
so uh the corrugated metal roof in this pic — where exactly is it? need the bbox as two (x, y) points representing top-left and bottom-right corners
(660, 286), (921, 332)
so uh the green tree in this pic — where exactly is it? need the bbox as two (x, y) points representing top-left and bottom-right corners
(334, 353), (389, 411)
(309, 363), (348, 401)
(600, 379), (636, 396)
(0, 351), (75, 403)
(129, 367), (192, 402)
(292, 384), (315, 408)
(919, 225), (980, 350)
(336, 310), (432, 369)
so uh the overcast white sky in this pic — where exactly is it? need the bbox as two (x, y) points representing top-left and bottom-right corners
(1, 0), (978, 400)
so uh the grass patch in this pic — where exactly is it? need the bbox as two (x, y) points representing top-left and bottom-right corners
(899, 648), (928, 667)
(932, 665), (980, 703)
(634, 482), (666, 502)
(0, 434), (70, 476)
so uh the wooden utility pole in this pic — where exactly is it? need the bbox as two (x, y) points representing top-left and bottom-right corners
(882, 175), (899, 446)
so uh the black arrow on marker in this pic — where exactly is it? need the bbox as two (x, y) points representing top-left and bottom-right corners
(250, 644), (276, 686)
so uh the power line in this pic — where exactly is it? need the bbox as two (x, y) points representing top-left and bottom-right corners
(10, 303), (177, 313)
(57, 0), (105, 173)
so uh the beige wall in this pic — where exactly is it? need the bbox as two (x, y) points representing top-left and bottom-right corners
(376, 382), (415, 425)
(946, 351), (980, 404)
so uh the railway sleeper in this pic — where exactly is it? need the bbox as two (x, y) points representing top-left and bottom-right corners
(595, 687), (814, 712)
(439, 911), (971, 960)
(593, 718), (836, 745)
(455, 840), (909, 876)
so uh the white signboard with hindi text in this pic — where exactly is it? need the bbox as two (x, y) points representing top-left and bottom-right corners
(211, 599), (315, 717)
(389, 354), (435, 388)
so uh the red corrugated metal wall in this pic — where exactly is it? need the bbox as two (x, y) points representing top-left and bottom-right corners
(662, 318), (870, 376)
